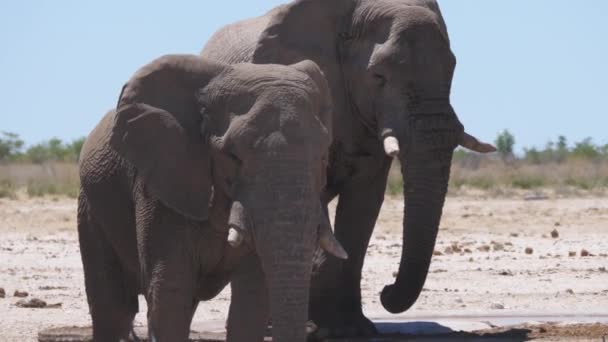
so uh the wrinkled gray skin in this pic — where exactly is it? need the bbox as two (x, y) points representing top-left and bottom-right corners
(78, 55), (341, 342)
(202, 0), (495, 337)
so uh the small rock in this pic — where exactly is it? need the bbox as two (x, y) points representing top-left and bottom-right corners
(392, 271), (398, 278)
(539, 327), (548, 333)
(477, 245), (491, 252)
(0, 288), (5, 298)
(565, 289), (574, 295)
(525, 247), (534, 255)
(568, 251), (577, 257)
(15, 298), (46, 308)
(455, 298), (464, 304)
(510, 233), (519, 237)
(491, 303), (505, 310)
(464, 248), (472, 254)
(498, 270), (513, 276)
(581, 249), (590, 257)
(550, 229), (559, 238)
(14, 290), (28, 298)
(493, 243), (505, 252)
(554, 222), (561, 227)
(433, 250), (443, 256)
(599, 267), (607, 273)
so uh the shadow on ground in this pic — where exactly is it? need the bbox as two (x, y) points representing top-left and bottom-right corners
(38, 321), (607, 341)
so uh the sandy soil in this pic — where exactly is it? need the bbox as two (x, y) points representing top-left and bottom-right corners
(1, 194), (607, 341)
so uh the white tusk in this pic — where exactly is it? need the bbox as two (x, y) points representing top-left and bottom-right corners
(227, 227), (244, 248)
(319, 211), (348, 260)
(383, 136), (400, 157)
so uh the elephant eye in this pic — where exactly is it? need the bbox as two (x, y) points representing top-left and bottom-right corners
(372, 73), (386, 87)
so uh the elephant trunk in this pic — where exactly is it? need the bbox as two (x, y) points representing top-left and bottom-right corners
(247, 175), (319, 342)
(380, 109), (460, 314)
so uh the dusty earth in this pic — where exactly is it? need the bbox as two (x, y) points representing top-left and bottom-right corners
(1, 193), (607, 341)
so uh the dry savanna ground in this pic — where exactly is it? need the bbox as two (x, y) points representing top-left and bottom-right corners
(1, 190), (608, 341)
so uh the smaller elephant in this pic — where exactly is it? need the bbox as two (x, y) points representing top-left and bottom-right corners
(77, 54), (346, 342)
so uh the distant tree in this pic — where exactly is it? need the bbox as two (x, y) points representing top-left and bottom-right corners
(571, 137), (600, 160)
(0, 132), (24, 161)
(495, 129), (515, 159)
(555, 135), (568, 162)
(524, 147), (541, 164)
(68, 137), (86, 161)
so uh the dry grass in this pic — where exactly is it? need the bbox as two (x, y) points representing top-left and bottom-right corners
(0, 163), (79, 198)
(387, 158), (608, 196)
(1, 159), (607, 199)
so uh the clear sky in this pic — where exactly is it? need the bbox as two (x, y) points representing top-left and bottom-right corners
(1, 0), (606, 151)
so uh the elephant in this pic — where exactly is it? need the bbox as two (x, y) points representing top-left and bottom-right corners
(201, 0), (496, 337)
(77, 54), (348, 342)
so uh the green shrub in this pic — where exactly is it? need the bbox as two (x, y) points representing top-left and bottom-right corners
(510, 175), (546, 189)
(0, 179), (16, 199)
(26, 180), (79, 198)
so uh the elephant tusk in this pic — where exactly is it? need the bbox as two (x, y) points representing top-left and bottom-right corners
(383, 136), (400, 157)
(319, 210), (348, 260)
(227, 227), (244, 248)
(460, 132), (497, 154)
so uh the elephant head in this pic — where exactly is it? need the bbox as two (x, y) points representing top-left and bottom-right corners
(251, 0), (495, 314)
(109, 55), (345, 341)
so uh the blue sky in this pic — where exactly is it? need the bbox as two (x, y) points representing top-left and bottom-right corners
(1, 0), (606, 151)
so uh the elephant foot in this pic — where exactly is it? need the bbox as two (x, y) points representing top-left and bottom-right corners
(308, 310), (378, 340)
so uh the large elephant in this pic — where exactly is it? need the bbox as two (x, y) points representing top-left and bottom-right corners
(77, 54), (347, 342)
(202, 0), (495, 336)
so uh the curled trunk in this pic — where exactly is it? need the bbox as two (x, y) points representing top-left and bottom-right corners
(380, 111), (459, 314)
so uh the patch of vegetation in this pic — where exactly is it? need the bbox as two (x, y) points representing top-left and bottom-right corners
(0, 179), (16, 199)
(26, 180), (79, 198)
(510, 175), (546, 189)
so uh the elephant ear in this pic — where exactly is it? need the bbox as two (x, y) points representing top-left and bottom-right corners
(108, 55), (227, 221)
(110, 103), (212, 221)
(404, 0), (449, 42)
(253, 0), (354, 126)
(290, 60), (333, 138)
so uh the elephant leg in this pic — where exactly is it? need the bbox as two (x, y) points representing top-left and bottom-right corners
(77, 194), (138, 342)
(226, 252), (269, 342)
(138, 204), (199, 342)
(310, 163), (391, 338)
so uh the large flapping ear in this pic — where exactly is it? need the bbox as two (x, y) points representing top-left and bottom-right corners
(405, 0), (449, 42)
(110, 55), (226, 221)
(253, 0), (354, 126)
(290, 60), (333, 138)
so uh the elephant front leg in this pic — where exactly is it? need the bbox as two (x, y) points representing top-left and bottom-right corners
(138, 208), (200, 342)
(310, 162), (391, 338)
(226, 253), (269, 342)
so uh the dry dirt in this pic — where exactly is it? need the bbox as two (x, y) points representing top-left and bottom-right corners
(1, 194), (607, 341)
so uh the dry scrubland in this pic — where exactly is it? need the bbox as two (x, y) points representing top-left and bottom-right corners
(2, 157), (608, 199)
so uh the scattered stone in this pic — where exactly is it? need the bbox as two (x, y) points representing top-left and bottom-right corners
(455, 298), (463, 304)
(599, 267), (607, 273)
(581, 249), (590, 257)
(525, 247), (534, 255)
(491, 303), (505, 310)
(498, 270), (514, 276)
(392, 271), (398, 278)
(464, 248), (472, 254)
(492, 242), (505, 252)
(551, 229), (559, 238)
(15, 298), (46, 308)
(14, 290), (28, 298)
(477, 245), (491, 252)
(565, 289), (575, 295)
(505, 242), (513, 246)
(568, 251), (577, 257)
(554, 222), (561, 227)
(468, 257), (474, 262)
(510, 233), (519, 237)
(433, 250), (443, 256)
(0, 288), (5, 298)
